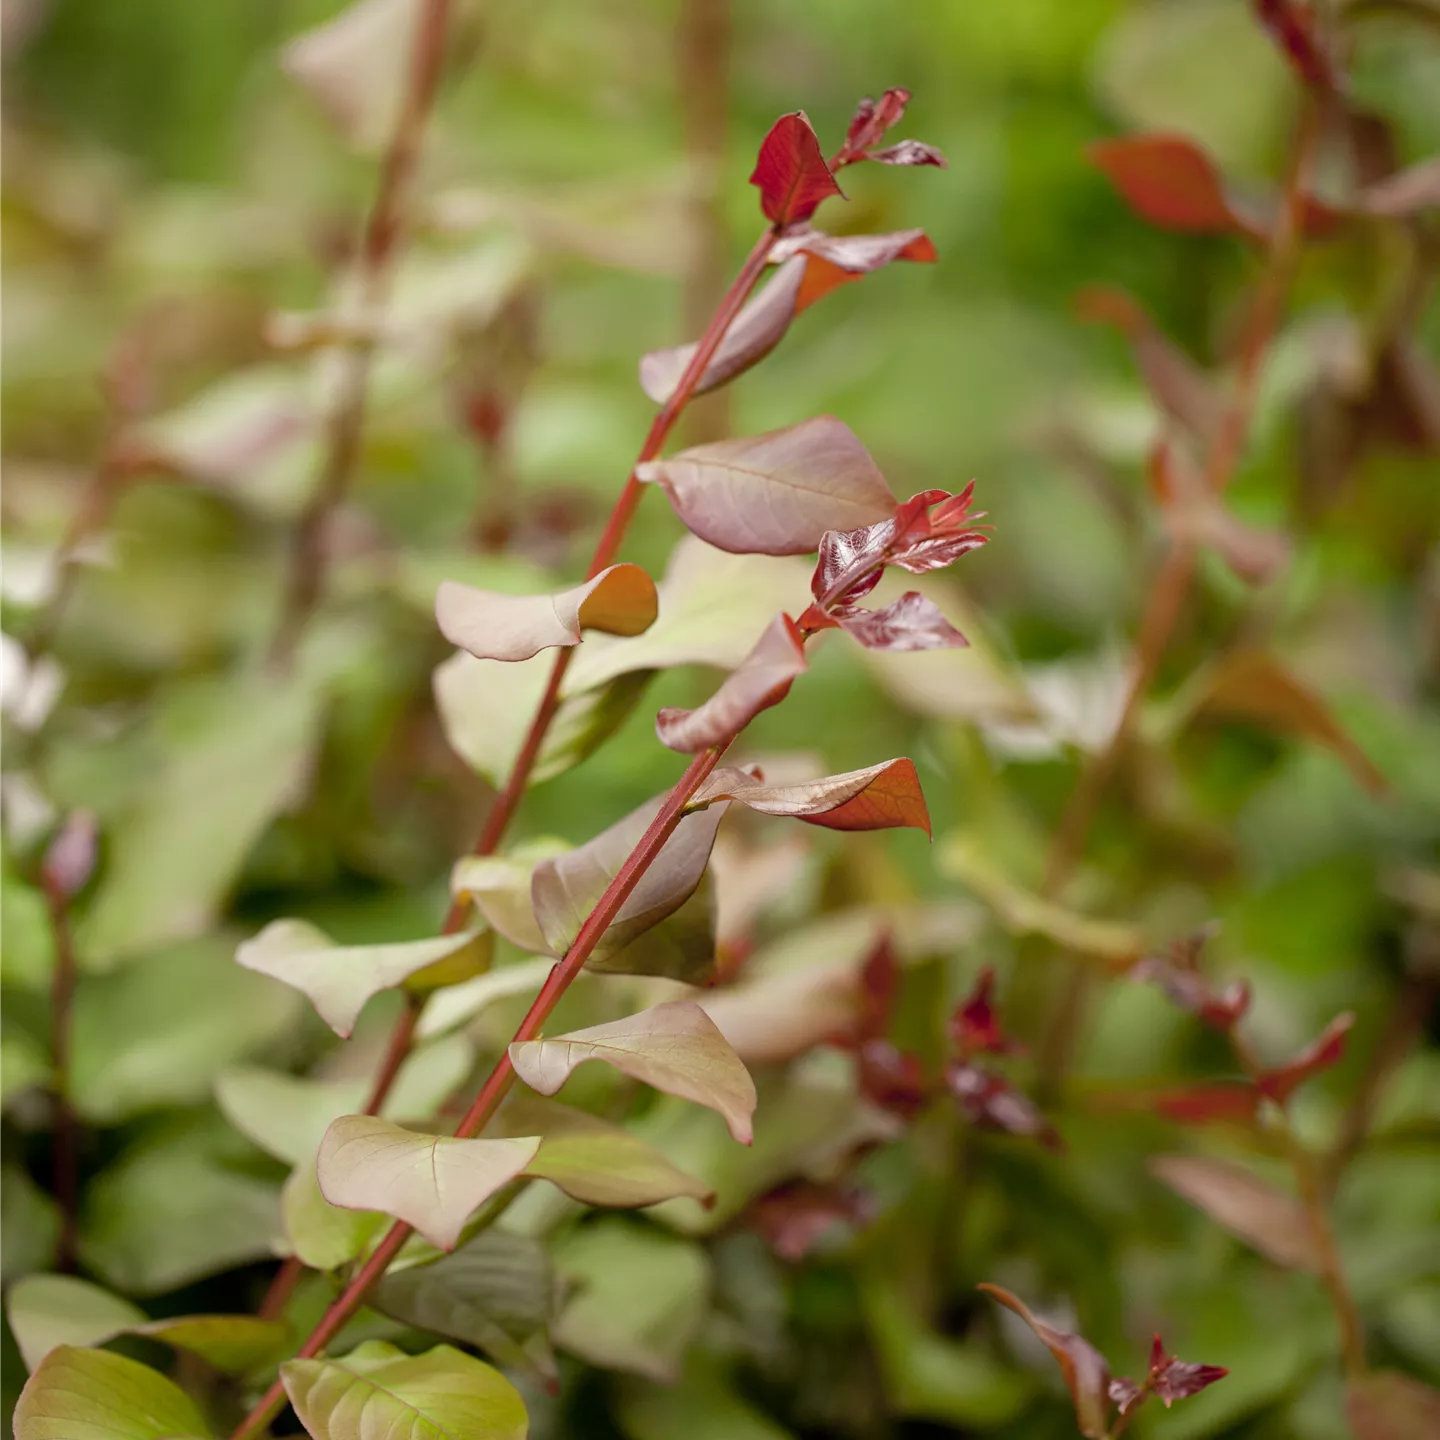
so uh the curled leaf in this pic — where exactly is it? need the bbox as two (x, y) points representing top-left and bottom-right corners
(1131, 931), (1251, 1031)
(656, 613), (807, 753)
(636, 416), (895, 558)
(950, 966), (1014, 1057)
(1150, 1153), (1321, 1270)
(1256, 1011), (1355, 1104)
(1146, 1333), (1229, 1406)
(639, 257), (805, 405)
(691, 758), (930, 835)
(769, 227), (937, 311)
(832, 591), (969, 652)
(948, 1063), (1062, 1149)
(509, 999), (758, 1144)
(236, 921), (492, 1037)
(858, 1040), (931, 1119)
(836, 88), (947, 169)
(977, 1284), (1112, 1438)
(316, 1116), (540, 1251)
(750, 112), (844, 225)
(435, 564), (658, 662)
(867, 140), (947, 167)
(531, 792), (726, 980)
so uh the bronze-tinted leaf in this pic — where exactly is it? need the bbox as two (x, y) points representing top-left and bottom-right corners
(1089, 134), (1261, 237)
(977, 1284), (1112, 1438)
(835, 591), (969, 652)
(1347, 1370), (1440, 1440)
(1255, 1011), (1354, 1104)
(690, 758), (930, 835)
(435, 564), (658, 662)
(948, 1064), (1062, 1149)
(1192, 650), (1387, 794)
(656, 614), (807, 753)
(1147, 1333), (1229, 1407)
(637, 416), (895, 557)
(1149, 1154), (1321, 1270)
(950, 967), (1015, 1057)
(749, 112), (844, 225)
(769, 227), (937, 311)
(1360, 157), (1440, 218)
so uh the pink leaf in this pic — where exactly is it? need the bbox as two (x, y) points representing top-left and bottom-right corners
(691, 757), (931, 835)
(768, 227), (938, 312)
(750, 112), (844, 225)
(835, 592), (969, 652)
(867, 140), (947, 168)
(435, 564), (658, 662)
(836, 88), (947, 170)
(1131, 931), (1251, 1031)
(857, 1039), (930, 1119)
(749, 1179), (878, 1261)
(1361, 157), (1440, 219)
(1147, 1334), (1229, 1407)
(656, 614), (807, 753)
(639, 256), (806, 405)
(947, 1064), (1062, 1150)
(636, 416), (896, 557)
(977, 1284), (1112, 1438)
(1256, 1011), (1355, 1104)
(42, 812), (99, 902)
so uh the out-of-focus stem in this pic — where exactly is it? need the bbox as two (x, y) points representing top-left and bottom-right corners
(42, 881), (81, 1272)
(268, 0), (456, 669)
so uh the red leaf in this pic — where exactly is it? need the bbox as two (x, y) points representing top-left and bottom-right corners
(1131, 928), (1250, 1031)
(858, 932), (899, 1040)
(1254, 0), (1335, 90)
(1089, 135), (1260, 237)
(770, 227), (938, 312)
(656, 613), (807, 753)
(858, 1039), (930, 1119)
(691, 757), (932, 835)
(947, 1063), (1062, 1150)
(42, 811), (99, 903)
(636, 415), (896, 557)
(867, 140), (947, 168)
(1256, 1011), (1355, 1104)
(750, 1179), (878, 1261)
(1147, 1334), (1229, 1407)
(977, 1285), (1112, 1438)
(835, 592), (969, 652)
(950, 967), (1013, 1057)
(750, 112), (845, 225)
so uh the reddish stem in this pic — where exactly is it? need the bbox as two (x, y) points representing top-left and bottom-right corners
(228, 748), (724, 1439)
(42, 882), (81, 1274)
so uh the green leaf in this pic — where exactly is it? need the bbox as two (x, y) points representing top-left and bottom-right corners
(80, 1122), (281, 1295)
(1, 1023), (50, 1105)
(282, 1340), (528, 1440)
(510, 1001), (756, 1144)
(617, 1358), (798, 1440)
(2, 1166), (59, 1282)
(236, 920), (491, 1037)
(0, 863), (53, 992)
(531, 795), (726, 981)
(6, 1274), (288, 1375)
(70, 936), (302, 1124)
(215, 1034), (474, 1165)
(283, 1155), (388, 1272)
(552, 1220), (710, 1383)
(316, 1117), (540, 1250)
(373, 1231), (557, 1380)
(14, 1346), (211, 1440)
(451, 842), (570, 954)
(416, 956), (555, 1042)
(499, 1095), (714, 1209)
(79, 674), (322, 968)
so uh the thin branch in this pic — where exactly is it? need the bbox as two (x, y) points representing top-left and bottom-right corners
(268, 0), (456, 669)
(228, 747), (725, 1440)
(41, 869), (87, 1273)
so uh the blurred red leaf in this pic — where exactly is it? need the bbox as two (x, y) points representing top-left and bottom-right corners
(42, 811), (99, 903)
(636, 415), (895, 557)
(947, 1063), (1062, 1150)
(833, 592), (969, 652)
(1075, 288), (1225, 447)
(1256, 1011), (1355, 1104)
(837, 88), (947, 170)
(1150, 1154), (1321, 1270)
(1194, 650), (1387, 795)
(1347, 1371), (1440, 1440)
(750, 1179), (878, 1261)
(1360, 157), (1440, 219)
(950, 967), (1014, 1057)
(750, 112), (844, 225)
(1147, 1334), (1229, 1406)
(977, 1285), (1111, 1438)
(858, 1039), (930, 1119)
(1108, 1376), (1145, 1416)
(656, 614), (807, 753)
(639, 256), (806, 404)
(692, 758), (932, 836)
(1089, 134), (1258, 236)
(1131, 928), (1250, 1030)
(1254, 0), (1335, 89)
(858, 932), (899, 1041)
(770, 227), (938, 311)
(1150, 1082), (1262, 1126)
